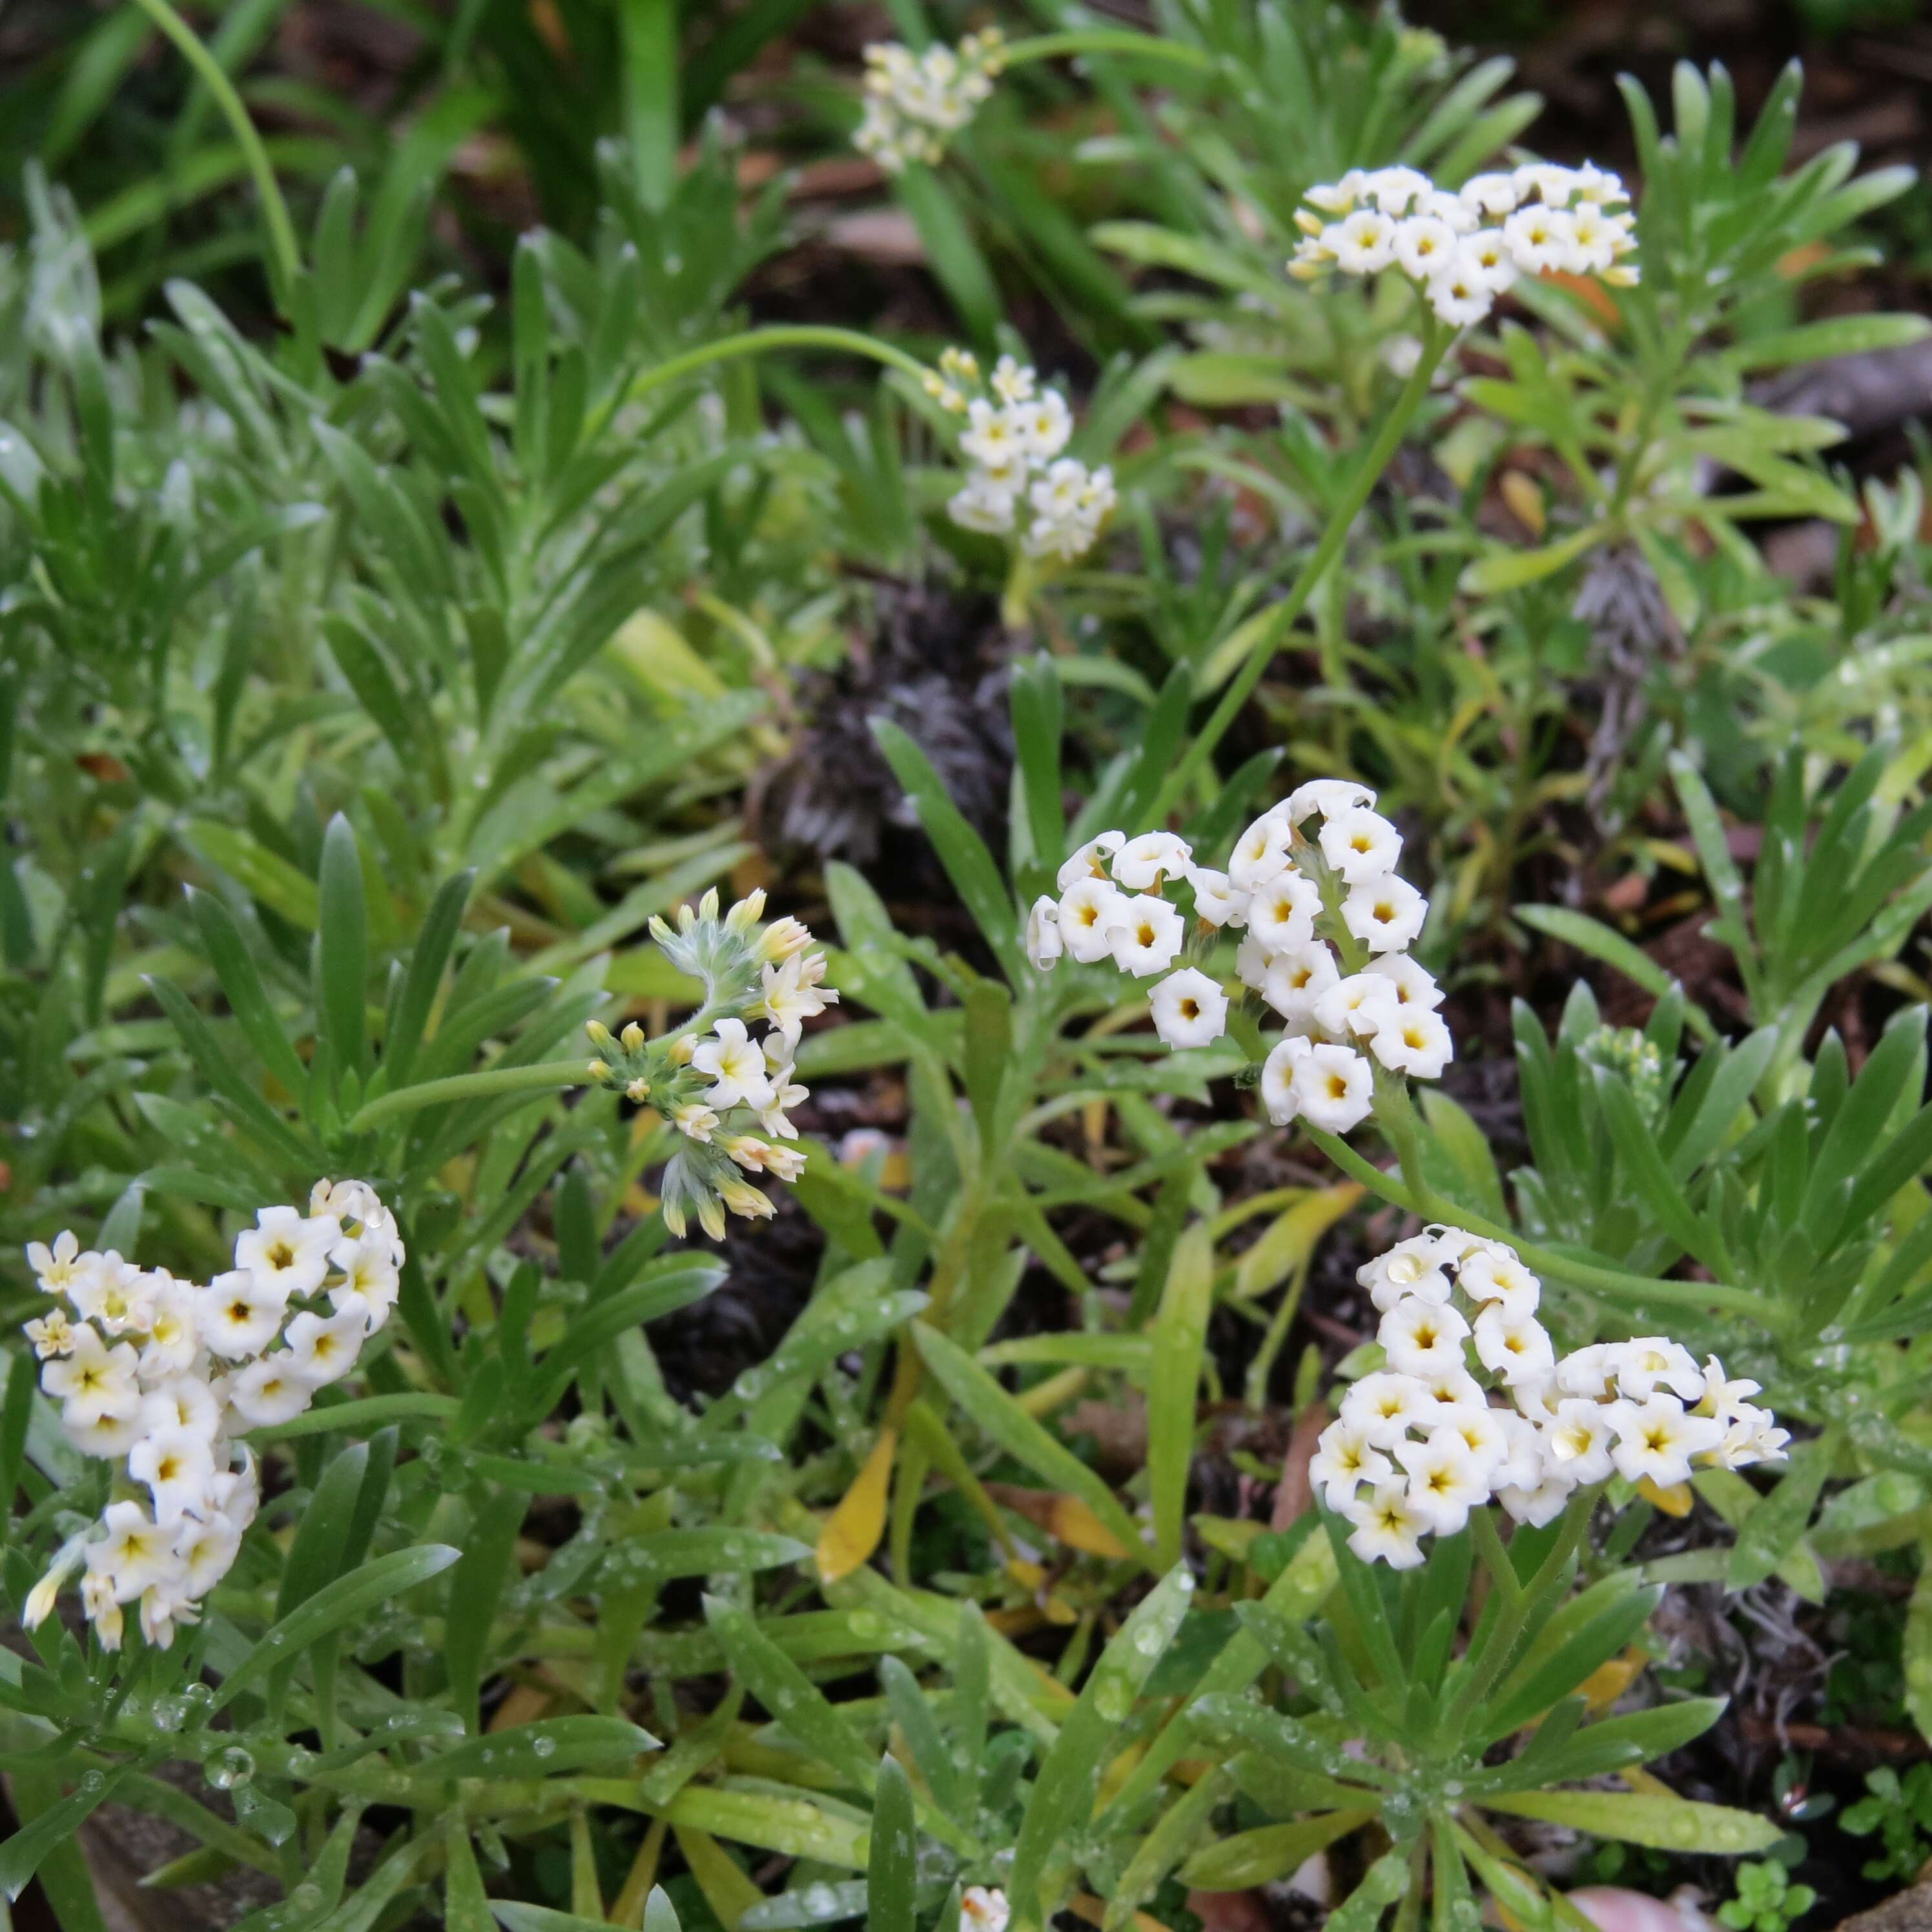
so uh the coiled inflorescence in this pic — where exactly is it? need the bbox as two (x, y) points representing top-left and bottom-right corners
(1318, 1225), (1788, 1567)
(22, 1180), (401, 1649)
(1027, 781), (1447, 1134)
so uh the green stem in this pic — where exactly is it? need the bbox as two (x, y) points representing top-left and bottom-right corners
(1151, 320), (1453, 820)
(347, 1058), (587, 1132)
(630, 325), (930, 404)
(127, 0), (302, 305)
(1003, 30), (1215, 72)
(1302, 1124), (1783, 1330)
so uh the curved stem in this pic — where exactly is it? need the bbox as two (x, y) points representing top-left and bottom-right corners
(127, 0), (302, 305)
(1151, 319), (1453, 820)
(629, 325), (930, 406)
(1003, 30), (1215, 73)
(347, 1058), (587, 1132)
(1302, 1124), (1782, 1330)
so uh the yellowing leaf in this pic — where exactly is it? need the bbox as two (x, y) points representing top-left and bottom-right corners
(1638, 1477), (1693, 1517)
(1233, 1184), (1363, 1300)
(671, 1825), (763, 1929)
(1482, 1789), (1782, 1854)
(817, 1428), (897, 1585)
(608, 609), (728, 704)
(1579, 1649), (1647, 1714)
(1499, 470), (1547, 537)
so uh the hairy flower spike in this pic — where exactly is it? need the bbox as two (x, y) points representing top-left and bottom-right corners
(1317, 1225), (1787, 1567)
(21, 1182), (402, 1647)
(1290, 161), (1638, 328)
(586, 894), (836, 1238)
(1028, 784), (1443, 1135)
(854, 32), (1007, 175)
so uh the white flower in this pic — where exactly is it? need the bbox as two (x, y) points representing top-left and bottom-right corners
(1228, 816), (1293, 890)
(1457, 1248), (1540, 1318)
(69, 1255), (154, 1335)
(139, 1377), (222, 1441)
(1718, 1408), (1790, 1468)
(1395, 1428), (1490, 1536)
(1313, 972), (1400, 1040)
(1056, 832), (1124, 892)
(1694, 1357), (1763, 1424)
(1610, 1339), (1704, 1403)
(1309, 1419), (1393, 1512)
(1306, 170), (1368, 214)
(81, 1569), (124, 1650)
(756, 955), (839, 1045)
(1317, 807), (1403, 885)
(1567, 203), (1619, 272)
(236, 1206), (338, 1302)
(1113, 831), (1192, 890)
(1288, 1043), (1373, 1133)
(1495, 1410), (1545, 1492)
(1287, 779), (1376, 825)
(1247, 870), (1321, 952)
(174, 1511), (243, 1598)
(1497, 1470), (1576, 1527)
(1472, 1304), (1556, 1387)
(1236, 936), (1272, 993)
(1503, 204), (1576, 274)
(43, 1324), (140, 1423)
(24, 1310), (73, 1359)
(25, 1230), (84, 1295)
(949, 473), (1019, 534)
(1058, 878), (1128, 964)
(1607, 1396), (1724, 1487)
(958, 398), (1024, 468)
(23, 1541), (83, 1629)
(1328, 208), (1397, 273)
(329, 1237), (400, 1331)
(672, 1101), (719, 1142)
(692, 1019), (776, 1111)
(1393, 214), (1458, 280)
(1543, 1397), (1617, 1485)
(1513, 161), (1579, 205)
(1341, 875), (1428, 953)
(1368, 1007), (1454, 1079)
(989, 355), (1034, 404)
(140, 1581), (199, 1650)
(1343, 1480), (1429, 1568)
(1341, 1370), (1435, 1450)
(1458, 231), (1518, 293)
(1149, 967), (1229, 1049)
(1014, 389), (1073, 460)
(1426, 263), (1492, 328)
(225, 1356), (314, 1430)
(1027, 896), (1064, 970)
(1556, 1343), (1618, 1399)
(961, 1888), (1012, 1932)
(1357, 1235), (1454, 1313)
(138, 1279), (200, 1382)
(1109, 895), (1186, 977)
(1379, 1295), (1471, 1379)
(128, 1426), (216, 1520)
(1363, 954), (1442, 1011)
(284, 1306), (368, 1387)
(1262, 941), (1341, 1027)
(199, 1269), (285, 1361)
(1259, 1035), (1313, 1125)
(1459, 172), (1521, 216)
(1416, 1364), (1489, 1412)
(1366, 166), (1432, 213)
(92, 1499), (184, 1604)
(1186, 866), (1248, 928)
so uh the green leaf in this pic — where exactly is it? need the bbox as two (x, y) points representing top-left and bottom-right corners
(1460, 525), (1603, 594)
(913, 1324), (1150, 1567)
(1719, 313), (1931, 374)
(0, 1763), (131, 1901)
(1726, 1434), (1834, 1590)
(316, 813), (369, 1083)
(1181, 1809), (1377, 1891)
(1011, 1567), (1197, 1926)
(186, 886), (309, 1099)
(868, 1755), (916, 1932)
(1149, 1224), (1213, 1570)
(1514, 907), (1716, 1042)
(211, 1545), (460, 1712)
(409, 1716), (657, 1783)
(1481, 1789), (1782, 1854)
(187, 820), (320, 929)
(447, 1487), (531, 1737)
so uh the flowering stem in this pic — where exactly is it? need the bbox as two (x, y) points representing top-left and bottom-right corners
(1002, 30), (1215, 73)
(1150, 319), (1452, 821)
(1302, 1125), (1782, 1330)
(346, 1059), (588, 1133)
(127, 0), (302, 306)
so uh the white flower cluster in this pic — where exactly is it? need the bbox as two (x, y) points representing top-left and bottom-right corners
(961, 1888), (1010, 1932)
(927, 348), (1118, 561)
(1027, 781), (1447, 1135)
(592, 890), (836, 1240)
(1290, 160), (1638, 327)
(1315, 1226), (1789, 1569)
(21, 1180), (401, 1649)
(854, 32), (1006, 174)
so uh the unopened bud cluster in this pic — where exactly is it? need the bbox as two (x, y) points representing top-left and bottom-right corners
(854, 32), (1006, 174)
(1320, 1225), (1789, 1567)
(21, 1180), (400, 1649)
(927, 348), (1118, 561)
(1028, 781), (1447, 1134)
(1290, 161), (1638, 327)
(588, 890), (836, 1239)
